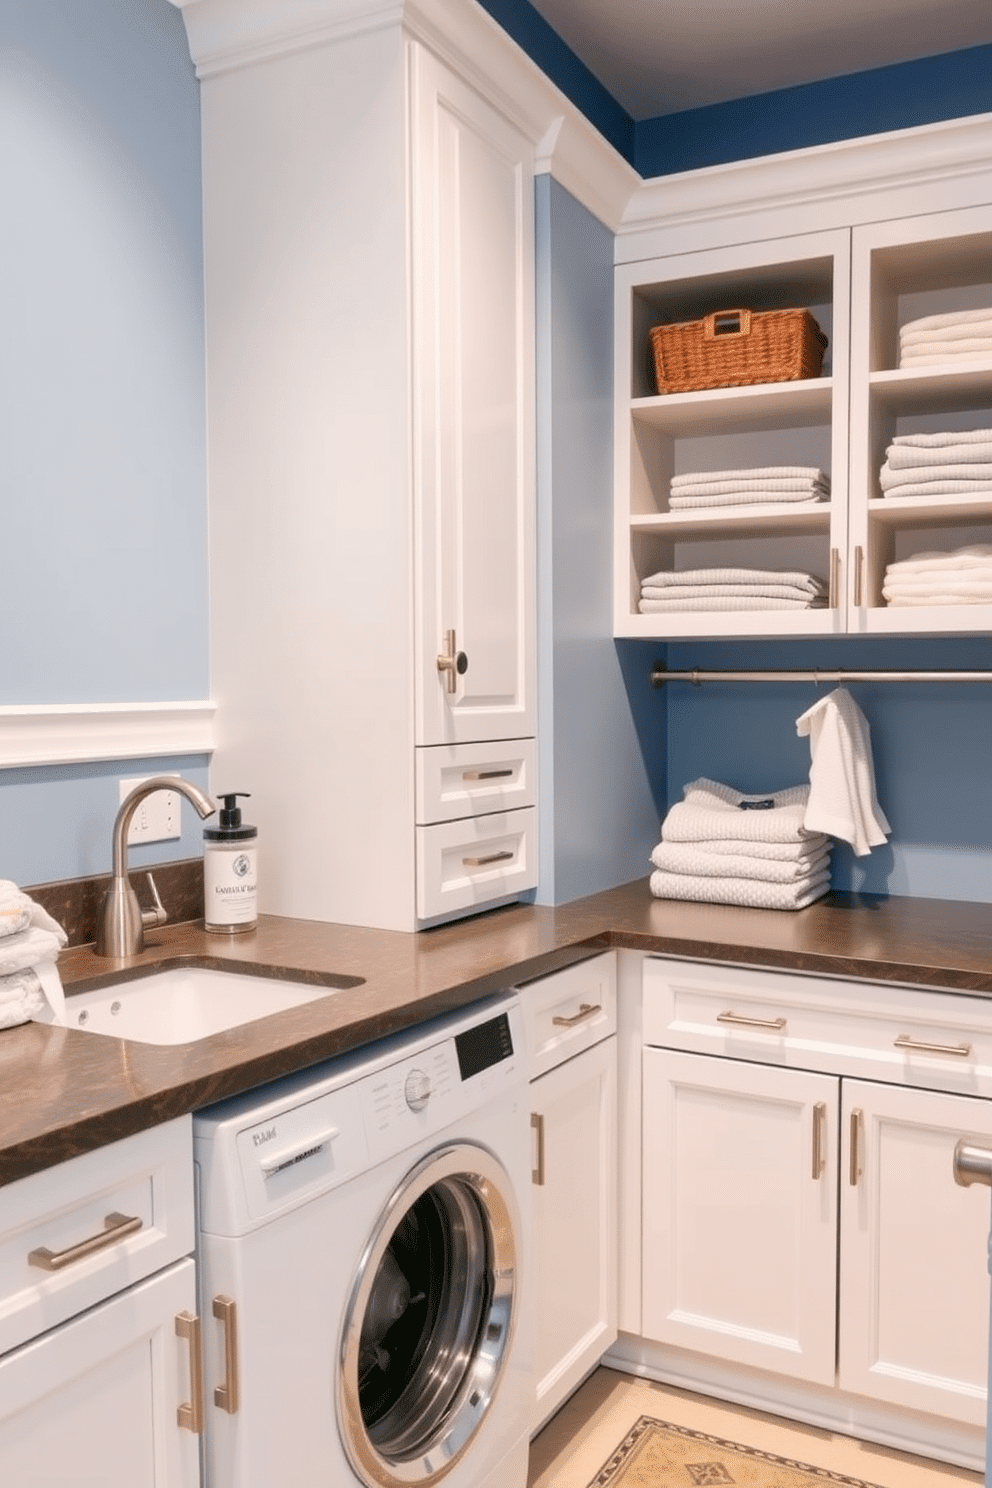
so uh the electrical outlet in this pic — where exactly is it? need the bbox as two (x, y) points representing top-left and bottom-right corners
(119, 777), (182, 845)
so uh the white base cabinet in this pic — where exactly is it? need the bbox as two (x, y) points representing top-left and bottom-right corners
(628, 955), (992, 1470)
(523, 953), (618, 1434)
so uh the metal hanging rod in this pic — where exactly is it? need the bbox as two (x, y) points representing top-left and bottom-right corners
(651, 665), (992, 688)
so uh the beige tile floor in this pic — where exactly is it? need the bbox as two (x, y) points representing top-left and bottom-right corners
(528, 1368), (984, 1488)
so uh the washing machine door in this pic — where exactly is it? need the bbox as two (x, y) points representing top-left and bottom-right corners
(338, 1141), (520, 1488)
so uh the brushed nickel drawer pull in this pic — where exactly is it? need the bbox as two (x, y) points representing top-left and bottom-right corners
(954, 1139), (992, 1188)
(175, 1311), (204, 1434)
(462, 768), (514, 781)
(462, 850), (514, 867)
(849, 1108), (864, 1186)
(531, 1112), (545, 1186)
(212, 1296), (239, 1414)
(28, 1211), (143, 1271)
(853, 544), (865, 608)
(552, 1002), (602, 1028)
(829, 547), (840, 609)
(811, 1101), (827, 1180)
(894, 1034), (972, 1058)
(716, 1011), (787, 1032)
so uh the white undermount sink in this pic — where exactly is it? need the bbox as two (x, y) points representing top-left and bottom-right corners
(66, 966), (357, 1046)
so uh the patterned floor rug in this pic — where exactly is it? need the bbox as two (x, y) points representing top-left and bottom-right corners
(588, 1416), (884, 1488)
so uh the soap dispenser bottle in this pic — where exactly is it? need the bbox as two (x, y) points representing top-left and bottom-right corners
(203, 792), (258, 933)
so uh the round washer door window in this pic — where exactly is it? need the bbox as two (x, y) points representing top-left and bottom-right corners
(337, 1142), (520, 1488)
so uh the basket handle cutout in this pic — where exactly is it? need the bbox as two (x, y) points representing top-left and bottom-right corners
(705, 309), (752, 339)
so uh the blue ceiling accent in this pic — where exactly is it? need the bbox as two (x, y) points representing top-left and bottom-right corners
(474, 0), (992, 179)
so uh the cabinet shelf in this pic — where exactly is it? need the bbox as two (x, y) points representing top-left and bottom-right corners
(631, 505), (832, 539)
(631, 378), (832, 435)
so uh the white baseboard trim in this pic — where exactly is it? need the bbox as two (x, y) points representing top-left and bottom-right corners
(0, 702), (216, 769)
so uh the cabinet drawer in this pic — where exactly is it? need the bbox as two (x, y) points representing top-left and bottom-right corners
(520, 952), (617, 1079)
(643, 956), (992, 1096)
(0, 1117), (193, 1356)
(416, 807), (536, 922)
(415, 738), (536, 824)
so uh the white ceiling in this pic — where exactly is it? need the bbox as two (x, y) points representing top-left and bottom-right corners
(525, 0), (992, 119)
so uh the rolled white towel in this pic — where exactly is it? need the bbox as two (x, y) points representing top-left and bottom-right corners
(649, 866), (832, 911)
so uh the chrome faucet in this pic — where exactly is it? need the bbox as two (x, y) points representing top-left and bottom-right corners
(95, 775), (216, 958)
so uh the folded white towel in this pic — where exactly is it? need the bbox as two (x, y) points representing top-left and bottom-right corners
(796, 688), (890, 857)
(900, 307), (992, 336)
(665, 834), (831, 862)
(651, 839), (831, 883)
(671, 466), (829, 488)
(885, 441), (992, 470)
(639, 595), (827, 613)
(886, 428), (992, 450)
(649, 866), (832, 911)
(0, 880), (67, 943)
(901, 322), (992, 347)
(883, 591), (992, 607)
(641, 581), (826, 602)
(641, 568), (825, 593)
(0, 883), (68, 1029)
(880, 463), (992, 491)
(900, 343), (992, 366)
(0, 961), (67, 1028)
(884, 544), (992, 577)
(671, 477), (829, 496)
(669, 491), (828, 510)
(878, 479), (992, 500)
(883, 574), (992, 598)
(662, 779), (818, 846)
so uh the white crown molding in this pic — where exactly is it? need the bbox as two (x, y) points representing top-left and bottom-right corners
(618, 112), (992, 261)
(0, 702), (216, 770)
(169, 0), (637, 230)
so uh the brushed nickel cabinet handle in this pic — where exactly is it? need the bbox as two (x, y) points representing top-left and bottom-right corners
(849, 1108), (864, 1186)
(552, 1002), (602, 1028)
(28, 1211), (143, 1271)
(462, 768), (514, 781)
(176, 1311), (204, 1434)
(853, 544), (865, 608)
(716, 1011), (787, 1032)
(436, 629), (468, 694)
(531, 1112), (545, 1186)
(829, 547), (840, 609)
(462, 850), (514, 867)
(212, 1296), (239, 1414)
(953, 1139), (992, 1188)
(812, 1102), (827, 1179)
(894, 1034), (972, 1058)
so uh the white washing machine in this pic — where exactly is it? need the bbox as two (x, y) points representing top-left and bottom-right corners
(192, 991), (531, 1488)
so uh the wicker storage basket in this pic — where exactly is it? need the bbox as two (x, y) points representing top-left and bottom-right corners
(649, 308), (828, 394)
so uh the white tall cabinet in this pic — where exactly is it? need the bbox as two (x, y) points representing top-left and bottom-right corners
(193, 9), (536, 930)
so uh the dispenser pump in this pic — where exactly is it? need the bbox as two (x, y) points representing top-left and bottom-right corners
(203, 791), (258, 932)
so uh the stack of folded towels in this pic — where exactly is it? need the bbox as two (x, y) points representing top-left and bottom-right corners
(639, 567), (828, 613)
(650, 779), (832, 911)
(879, 428), (992, 499)
(899, 307), (992, 368)
(0, 881), (68, 1030)
(882, 543), (992, 607)
(669, 466), (830, 512)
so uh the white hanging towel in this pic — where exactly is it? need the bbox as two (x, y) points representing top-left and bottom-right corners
(795, 688), (890, 857)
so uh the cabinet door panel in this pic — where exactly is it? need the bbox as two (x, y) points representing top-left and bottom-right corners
(839, 1079), (992, 1425)
(531, 1037), (617, 1432)
(412, 45), (535, 746)
(642, 1048), (837, 1384)
(0, 1258), (199, 1488)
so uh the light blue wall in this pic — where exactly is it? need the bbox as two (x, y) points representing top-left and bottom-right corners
(535, 177), (664, 903)
(1, 0), (209, 886)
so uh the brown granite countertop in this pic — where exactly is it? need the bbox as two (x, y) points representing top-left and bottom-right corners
(3, 879), (992, 1187)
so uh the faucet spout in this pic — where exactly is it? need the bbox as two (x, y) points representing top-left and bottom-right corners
(95, 776), (216, 958)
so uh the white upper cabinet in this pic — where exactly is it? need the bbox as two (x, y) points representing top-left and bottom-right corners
(411, 48), (536, 747)
(614, 229), (851, 638)
(849, 202), (992, 634)
(615, 158), (992, 641)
